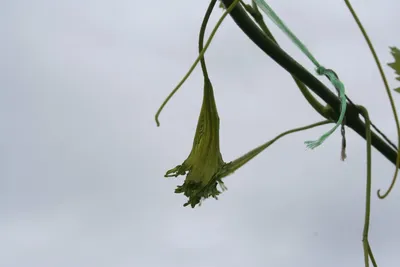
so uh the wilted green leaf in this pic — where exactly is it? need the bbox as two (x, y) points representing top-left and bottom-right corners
(388, 46), (400, 93)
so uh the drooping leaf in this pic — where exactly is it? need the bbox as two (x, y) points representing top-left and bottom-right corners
(388, 46), (400, 93)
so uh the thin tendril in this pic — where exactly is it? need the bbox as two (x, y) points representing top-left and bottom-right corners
(217, 120), (332, 178)
(154, 0), (241, 126)
(358, 106), (373, 267)
(368, 242), (378, 267)
(343, 0), (400, 198)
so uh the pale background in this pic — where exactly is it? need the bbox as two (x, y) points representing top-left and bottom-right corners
(1, 0), (400, 266)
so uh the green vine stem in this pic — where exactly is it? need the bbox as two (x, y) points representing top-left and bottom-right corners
(358, 105), (375, 267)
(242, 1), (328, 119)
(343, 0), (400, 199)
(154, 0), (241, 126)
(219, 0), (398, 167)
(198, 0), (217, 79)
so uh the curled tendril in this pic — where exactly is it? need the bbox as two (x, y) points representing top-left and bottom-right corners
(377, 179), (398, 199)
(344, 0), (400, 199)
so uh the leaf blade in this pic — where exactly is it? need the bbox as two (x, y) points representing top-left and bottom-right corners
(388, 46), (400, 93)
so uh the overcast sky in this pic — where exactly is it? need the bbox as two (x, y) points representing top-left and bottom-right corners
(1, 0), (400, 266)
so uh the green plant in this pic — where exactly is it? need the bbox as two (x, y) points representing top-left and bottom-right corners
(155, 1), (400, 266)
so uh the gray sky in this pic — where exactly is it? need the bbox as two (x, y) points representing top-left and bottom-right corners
(1, 0), (400, 266)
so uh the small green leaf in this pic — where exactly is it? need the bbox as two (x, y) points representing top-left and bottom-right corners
(388, 46), (400, 93)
